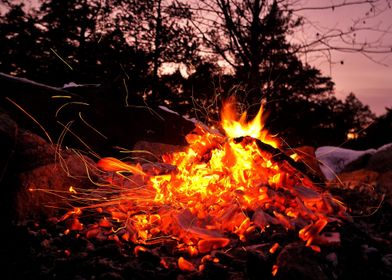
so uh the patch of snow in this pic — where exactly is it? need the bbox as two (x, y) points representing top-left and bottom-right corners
(62, 82), (101, 88)
(185, 117), (199, 124)
(0, 72), (62, 91)
(63, 82), (80, 88)
(377, 142), (392, 152)
(315, 146), (376, 180)
(158, 105), (180, 116)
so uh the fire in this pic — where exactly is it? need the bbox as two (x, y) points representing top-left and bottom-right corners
(60, 99), (348, 271)
(221, 98), (278, 148)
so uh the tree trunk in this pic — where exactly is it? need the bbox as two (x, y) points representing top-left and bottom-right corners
(248, 0), (263, 104)
(152, 0), (162, 100)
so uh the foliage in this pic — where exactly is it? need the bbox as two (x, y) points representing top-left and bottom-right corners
(0, 3), (42, 79)
(348, 107), (392, 149)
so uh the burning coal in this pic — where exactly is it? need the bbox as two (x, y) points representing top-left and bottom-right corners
(57, 98), (348, 273)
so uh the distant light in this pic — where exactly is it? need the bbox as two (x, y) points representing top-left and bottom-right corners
(347, 131), (358, 140)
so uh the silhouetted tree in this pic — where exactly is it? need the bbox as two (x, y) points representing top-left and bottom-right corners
(0, 0), (198, 87)
(341, 93), (375, 136)
(289, 0), (392, 65)
(350, 106), (392, 149)
(109, 0), (200, 102)
(194, 1), (332, 99)
(0, 3), (42, 80)
(0, 0), (139, 85)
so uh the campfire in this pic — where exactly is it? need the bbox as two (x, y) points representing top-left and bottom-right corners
(54, 98), (348, 275)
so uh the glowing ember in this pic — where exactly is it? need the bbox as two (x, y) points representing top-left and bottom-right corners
(178, 256), (196, 272)
(60, 99), (348, 266)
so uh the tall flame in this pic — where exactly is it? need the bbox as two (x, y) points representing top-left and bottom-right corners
(221, 98), (278, 148)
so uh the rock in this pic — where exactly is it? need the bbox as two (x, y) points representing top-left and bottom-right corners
(0, 112), (18, 142)
(0, 112), (18, 181)
(329, 169), (379, 190)
(0, 113), (18, 205)
(245, 247), (272, 280)
(325, 252), (338, 267)
(202, 261), (230, 280)
(342, 153), (373, 172)
(96, 272), (124, 280)
(377, 171), (392, 206)
(1, 112), (100, 222)
(315, 146), (376, 180)
(361, 244), (380, 264)
(275, 243), (328, 280)
(133, 140), (186, 162)
(381, 254), (392, 280)
(367, 144), (392, 173)
(134, 247), (161, 267)
(14, 130), (62, 172)
(17, 152), (97, 220)
(0, 114), (25, 223)
(382, 254), (392, 267)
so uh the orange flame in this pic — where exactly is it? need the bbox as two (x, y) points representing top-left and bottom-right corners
(97, 157), (146, 176)
(221, 98), (278, 148)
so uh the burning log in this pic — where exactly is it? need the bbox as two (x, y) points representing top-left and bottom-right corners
(234, 136), (326, 185)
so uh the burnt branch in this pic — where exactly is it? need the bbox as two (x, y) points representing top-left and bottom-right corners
(234, 136), (326, 186)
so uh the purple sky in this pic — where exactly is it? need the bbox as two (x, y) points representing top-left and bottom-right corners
(296, 1), (392, 115)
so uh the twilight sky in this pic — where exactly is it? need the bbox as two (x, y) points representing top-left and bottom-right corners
(296, 1), (392, 115)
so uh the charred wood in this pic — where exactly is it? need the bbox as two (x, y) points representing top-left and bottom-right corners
(234, 136), (326, 186)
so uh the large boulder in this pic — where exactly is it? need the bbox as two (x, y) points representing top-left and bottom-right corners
(275, 243), (328, 280)
(377, 170), (392, 206)
(0, 112), (97, 222)
(0, 112), (17, 176)
(367, 144), (392, 173)
(17, 151), (97, 220)
(315, 144), (392, 181)
(315, 146), (376, 180)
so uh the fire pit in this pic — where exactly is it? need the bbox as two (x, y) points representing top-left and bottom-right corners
(2, 92), (392, 280)
(26, 98), (347, 276)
